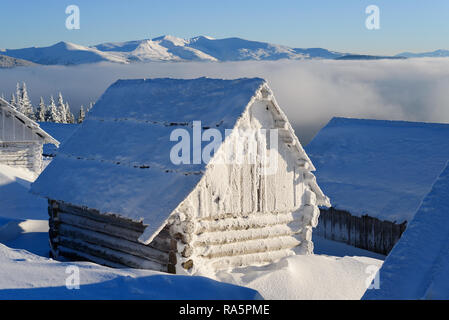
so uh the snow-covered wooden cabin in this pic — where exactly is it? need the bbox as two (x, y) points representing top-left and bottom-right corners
(31, 77), (330, 274)
(0, 97), (59, 174)
(306, 117), (449, 255)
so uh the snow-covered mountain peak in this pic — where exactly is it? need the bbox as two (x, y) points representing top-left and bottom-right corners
(0, 35), (360, 65)
(152, 35), (189, 46)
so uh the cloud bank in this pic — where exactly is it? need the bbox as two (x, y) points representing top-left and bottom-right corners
(1, 58), (449, 144)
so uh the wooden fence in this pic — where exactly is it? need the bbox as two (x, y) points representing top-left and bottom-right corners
(315, 207), (407, 255)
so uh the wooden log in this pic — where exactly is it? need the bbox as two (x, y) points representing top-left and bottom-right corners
(169, 251), (177, 265)
(181, 244), (193, 258)
(57, 201), (146, 233)
(195, 212), (295, 234)
(194, 224), (295, 247)
(58, 223), (169, 263)
(57, 211), (171, 252)
(58, 237), (167, 271)
(172, 232), (192, 244)
(58, 246), (128, 269)
(197, 236), (300, 259)
(182, 259), (193, 270)
(167, 264), (176, 274)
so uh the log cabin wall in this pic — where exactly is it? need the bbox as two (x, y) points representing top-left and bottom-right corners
(315, 207), (407, 255)
(1, 103), (45, 173)
(169, 99), (322, 273)
(48, 200), (176, 273)
(0, 142), (42, 173)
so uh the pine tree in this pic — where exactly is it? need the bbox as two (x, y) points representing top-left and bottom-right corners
(35, 97), (47, 122)
(87, 101), (94, 113)
(65, 102), (75, 123)
(20, 82), (35, 120)
(10, 93), (17, 109)
(78, 105), (86, 123)
(56, 92), (67, 123)
(45, 95), (59, 122)
(15, 82), (22, 111)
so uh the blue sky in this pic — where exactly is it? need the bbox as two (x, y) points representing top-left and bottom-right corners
(1, 0), (448, 54)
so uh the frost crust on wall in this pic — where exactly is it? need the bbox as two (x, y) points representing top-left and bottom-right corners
(167, 91), (327, 274)
(0, 142), (43, 173)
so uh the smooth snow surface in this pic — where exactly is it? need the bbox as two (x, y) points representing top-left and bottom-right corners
(213, 252), (382, 300)
(0, 244), (261, 300)
(313, 235), (385, 260)
(0, 164), (47, 220)
(0, 164), (50, 256)
(363, 163), (449, 300)
(306, 117), (449, 222)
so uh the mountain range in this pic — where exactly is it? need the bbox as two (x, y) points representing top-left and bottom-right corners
(0, 35), (447, 67)
(395, 49), (449, 58)
(0, 35), (348, 66)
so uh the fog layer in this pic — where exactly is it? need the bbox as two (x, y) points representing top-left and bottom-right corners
(1, 58), (449, 144)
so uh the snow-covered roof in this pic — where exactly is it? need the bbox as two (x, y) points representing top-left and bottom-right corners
(31, 77), (319, 243)
(306, 117), (449, 222)
(0, 97), (59, 146)
(363, 162), (449, 299)
(38, 122), (79, 156)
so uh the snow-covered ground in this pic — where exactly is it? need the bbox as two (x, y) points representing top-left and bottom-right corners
(0, 162), (383, 299)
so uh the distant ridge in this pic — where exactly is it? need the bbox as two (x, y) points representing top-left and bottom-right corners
(336, 54), (406, 60)
(396, 49), (449, 58)
(0, 35), (348, 66)
(5, 35), (443, 67)
(0, 54), (36, 68)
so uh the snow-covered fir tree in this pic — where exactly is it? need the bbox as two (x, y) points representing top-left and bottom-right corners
(78, 105), (86, 123)
(56, 92), (67, 123)
(15, 83), (22, 111)
(6, 82), (89, 123)
(45, 95), (60, 122)
(35, 97), (47, 122)
(65, 102), (75, 123)
(10, 94), (17, 110)
(87, 102), (94, 113)
(20, 82), (35, 120)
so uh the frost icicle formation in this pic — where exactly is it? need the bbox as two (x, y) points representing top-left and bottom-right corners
(31, 77), (330, 274)
(363, 162), (449, 300)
